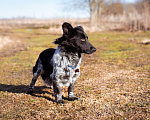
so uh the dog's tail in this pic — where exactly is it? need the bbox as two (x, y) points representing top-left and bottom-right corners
(33, 58), (39, 74)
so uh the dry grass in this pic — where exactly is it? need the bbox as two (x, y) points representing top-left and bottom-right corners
(0, 29), (28, 57)
(0, 18), (89, 29)
(0, 27), (150, 119)
(0, 13), (149, 33)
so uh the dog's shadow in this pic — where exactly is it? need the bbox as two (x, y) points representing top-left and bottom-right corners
(0, 84), (56, 102)
(0, 83), (69, 102)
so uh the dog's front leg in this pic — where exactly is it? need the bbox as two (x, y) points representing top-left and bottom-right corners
(68, 82), (79, 101)
(53, 80), (64, 104)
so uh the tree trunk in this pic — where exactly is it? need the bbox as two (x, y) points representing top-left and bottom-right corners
(89, 0), (103, 26)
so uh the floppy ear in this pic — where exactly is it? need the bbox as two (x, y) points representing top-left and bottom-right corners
(62, 22), (74, 35)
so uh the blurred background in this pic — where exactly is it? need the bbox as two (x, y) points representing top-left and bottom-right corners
(0, 0), (150, 32)
(0, 1), (150, 119)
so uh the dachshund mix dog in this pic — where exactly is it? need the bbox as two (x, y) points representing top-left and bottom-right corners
(27, 22), (96, 103)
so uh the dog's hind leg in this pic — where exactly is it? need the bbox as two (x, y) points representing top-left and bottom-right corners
(27, 59), (43, 94)
(42, 74), (53, 89)
(26, 71), (41, 94)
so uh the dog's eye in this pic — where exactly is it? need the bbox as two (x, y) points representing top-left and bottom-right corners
(81, 38), (85, 41)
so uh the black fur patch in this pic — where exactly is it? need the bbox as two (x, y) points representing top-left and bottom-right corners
(39, 48), (55, 72)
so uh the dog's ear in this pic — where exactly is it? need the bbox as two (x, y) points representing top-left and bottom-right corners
(76, 26), (84, 32)
(53, 36), (64, 44)
(62, 22), (74, 35)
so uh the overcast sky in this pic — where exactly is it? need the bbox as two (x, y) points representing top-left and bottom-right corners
(0, 0), (137, 19)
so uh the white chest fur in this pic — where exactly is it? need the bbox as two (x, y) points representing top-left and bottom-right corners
(51, 46), (81, 87)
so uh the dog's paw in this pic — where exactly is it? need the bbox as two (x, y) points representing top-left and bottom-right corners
(26, 89), (33, 95)
(56, 100), (65, 104)
(68, 96), (79, 101)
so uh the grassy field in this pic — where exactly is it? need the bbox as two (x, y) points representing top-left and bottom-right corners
(0, 28), (150, 119)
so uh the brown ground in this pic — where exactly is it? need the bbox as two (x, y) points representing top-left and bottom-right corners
(0, 27), (149, 119)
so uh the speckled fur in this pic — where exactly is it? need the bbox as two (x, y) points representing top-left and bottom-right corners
(27, 22), (96, 103)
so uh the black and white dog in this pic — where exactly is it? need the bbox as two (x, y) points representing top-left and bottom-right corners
(27, 22), (96, 103)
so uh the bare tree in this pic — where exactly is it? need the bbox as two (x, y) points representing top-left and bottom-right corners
(64, 0), (150, 31)
(89, 0), (103, 25)
(64, 0), (103, 25)
(135, 0), (150, 31)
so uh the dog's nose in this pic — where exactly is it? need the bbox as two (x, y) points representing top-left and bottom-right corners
(91, 47), (96, 52)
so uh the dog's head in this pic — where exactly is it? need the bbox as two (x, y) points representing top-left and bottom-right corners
(53, 22), (96, 54)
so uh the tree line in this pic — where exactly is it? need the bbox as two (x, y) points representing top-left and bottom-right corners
(71, 0), (150, 31)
